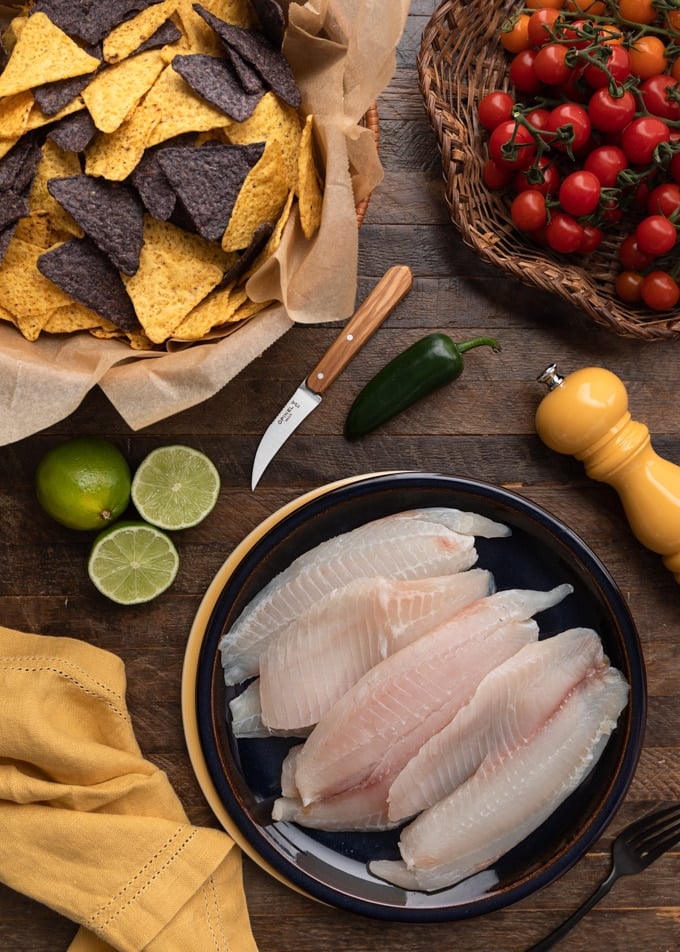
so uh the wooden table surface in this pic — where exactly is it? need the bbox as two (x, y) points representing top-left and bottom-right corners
(2, 3), (680, 950)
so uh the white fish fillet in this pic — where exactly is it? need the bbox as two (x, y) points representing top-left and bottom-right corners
(371, 665), (628, 892)
(228, 681), (313, 739)
(293, 584), (573, 806)
(259, 569), (494, 732)
(396, 508), (511, 539)
(219, 514), (483, 685)
(388, 627), (609, 822)
(272, 777), (398, 832)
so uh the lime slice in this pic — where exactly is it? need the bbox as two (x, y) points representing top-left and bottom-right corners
(88, 521), (179, 605)
(131, 445), (220, 530)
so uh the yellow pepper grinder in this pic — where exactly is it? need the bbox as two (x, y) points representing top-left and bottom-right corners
(535, 363), (680, 581)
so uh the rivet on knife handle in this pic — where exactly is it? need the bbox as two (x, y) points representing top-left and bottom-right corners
(305, 265), (413, 396)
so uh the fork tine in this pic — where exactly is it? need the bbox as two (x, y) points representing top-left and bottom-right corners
(626, 805), (680, 847)
(640, 819), (680, 863)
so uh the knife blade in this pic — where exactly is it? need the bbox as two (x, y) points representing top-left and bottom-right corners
(251, 264), (413, 489)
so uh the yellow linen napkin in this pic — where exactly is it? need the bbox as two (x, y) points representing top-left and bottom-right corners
(0, 625), (258, 952)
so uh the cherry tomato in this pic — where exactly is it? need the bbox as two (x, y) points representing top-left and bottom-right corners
(527, 8), (561, 47)
(509, 49), (543, 95)
(670, 152), (680, 185)
(615, 270), (645, 304)
(621, 116), (671, 165)
(559, 169), (601, 216)
(583, 144), (628, 187)
(618, 0), (657, 24)
(546, 102), (591, 153)
(587, 86), (636, 134)
(629, 35), (667, 79)
(511, 190), (549, 231)
(534, 43), (572, 86)
(513, 156), (561, 195)
(526, 0), (565, 8)
(577, 223), (604, 253)
(640, 75), (680, 122)
(647, 182), (680, 216)
(545, 212), (585, 253)
(668, 10), (680, 33)
(636, 214), (678, 256)
(583, 44), (631, 89)
(478, 90), (515, 130)
(526, 107), (552, 133)
(501, 13), (532, 53)
(488, 120), (537, 169)
(482, 158), (514, 190)
(619, 233), (654, 271)
(641, 270), (680, 310)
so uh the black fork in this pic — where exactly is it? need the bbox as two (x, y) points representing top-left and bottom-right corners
(526, 804), (680, 951)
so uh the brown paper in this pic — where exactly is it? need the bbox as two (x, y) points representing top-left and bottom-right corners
(0, 0), (409, 445)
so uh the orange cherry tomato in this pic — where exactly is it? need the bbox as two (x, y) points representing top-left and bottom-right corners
(565, 0), (606, 14)
(667, 10), (680, 33)
(618, 0), (657, 24)
(629, 35), (668, 79)
(500, 13), (532, 53)
(525, 0), (565, 8)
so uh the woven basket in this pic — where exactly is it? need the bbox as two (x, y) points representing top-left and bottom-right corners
(418, 0), (680, 342)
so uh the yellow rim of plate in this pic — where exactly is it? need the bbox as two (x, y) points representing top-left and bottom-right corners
(181, 472), (402, 900)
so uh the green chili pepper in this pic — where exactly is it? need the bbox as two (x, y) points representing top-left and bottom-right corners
(344, 333), (501, 439)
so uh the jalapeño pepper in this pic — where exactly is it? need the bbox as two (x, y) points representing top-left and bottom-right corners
(344, 333), (501, 439)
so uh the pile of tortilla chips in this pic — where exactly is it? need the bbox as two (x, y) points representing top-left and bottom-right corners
(0, 0), (324, 348)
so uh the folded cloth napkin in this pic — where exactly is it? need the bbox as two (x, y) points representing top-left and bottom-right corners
(0, 625), (258, 952)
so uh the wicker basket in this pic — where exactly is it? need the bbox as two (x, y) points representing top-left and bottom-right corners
(417, 0), (680, 341)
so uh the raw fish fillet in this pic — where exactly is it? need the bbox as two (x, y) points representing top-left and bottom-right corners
(219, 512), (485, 685)
(388, 627), (609, 822)
(259, 569), (494, 732)
(370, 665), (628, 892)
(396, 508), (511, 539)
(293, 583), (572, 806)
(228, 681), (313, 739)
(272, 776), (398, 832)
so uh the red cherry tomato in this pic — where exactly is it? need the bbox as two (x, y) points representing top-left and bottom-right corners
(621, 116), (671, 165)
(647, 182), (680, 216)
(546, 102), (591, 153)
(615, 270), (645, 304)
(482, 158), (514, 190)
(527, 7), (561, 47)
(619, 233), (654, 271)
(559, 169), (601, 216)
(587, 86), (636, 134)
(640, 75), (680, 122)
(635, 214), (678, 257)
(489, 120), (537, 169)
(478, 91), (516, 130)
(534, 42), (572, 86)
(583, 145), (628, 187)
(511, 190), (549, 232)
(509, 49), (543, 96)
(577, 223), (604, 253)
(583, 43), (631, 89)
(513, 156), (561, 195)
(641, 270), (680, 310)
(545, 212), (585, 253)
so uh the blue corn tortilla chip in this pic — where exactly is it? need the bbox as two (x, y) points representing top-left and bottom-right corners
(0, 193), (29, 232)
(34, 45), (102, 116)
(37, 237), (140, 330)
(31, 0), (166, 45)
(0, 223), (18, 264)
(219, 220), (273, 287)
(134, 18), (182, 54)
(194, 4), (300, 108)
(157, 141), (265, 241)
(251, 0), (286, 49)
(172, 54), (263, 121)
(47, 175), (145, 275)
(47, 111), (97, 152)
(129, 141), (183, 221)
(0, 135), (42, 193)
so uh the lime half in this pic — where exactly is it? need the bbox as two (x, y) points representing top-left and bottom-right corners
(88, 521), (179, 605)
(131, 445), (220, 530)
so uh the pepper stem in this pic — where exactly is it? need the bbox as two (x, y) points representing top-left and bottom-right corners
(456, 336), (501, 355)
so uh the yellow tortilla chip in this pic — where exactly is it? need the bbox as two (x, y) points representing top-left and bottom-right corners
(122, 217), (225, 343)
(143, 61), (233, 148)
(102, 0), (179, 64)
(29, 139), (83, 238)
(0, 13), (100, 98)
(171, 283), (241, 340)
(0, 90), (34, 141)
(222, 139), (290, 252)
(85, 102), (162, 180)
(226, 93), (302, 188)
(297, 115), (324, 239)
(42, 302), (105, 334)
(0, 238), (73, 323)
(82, 50), (166, 134)
(175, 0), (256, 54)
(14, 211), (52, 248)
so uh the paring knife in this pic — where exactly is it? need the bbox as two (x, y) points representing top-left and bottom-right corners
(251, 264), (413, 489)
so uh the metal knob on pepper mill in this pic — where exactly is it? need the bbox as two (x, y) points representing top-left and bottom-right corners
(535, 363), (680, 582)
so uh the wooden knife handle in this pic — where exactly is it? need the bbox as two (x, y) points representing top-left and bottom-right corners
(306, 265), (413, 395)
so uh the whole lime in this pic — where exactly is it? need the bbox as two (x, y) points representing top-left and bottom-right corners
(35, 437), (132, 531)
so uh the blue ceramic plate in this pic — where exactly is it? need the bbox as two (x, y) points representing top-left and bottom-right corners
(181, 472), (646, 922)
